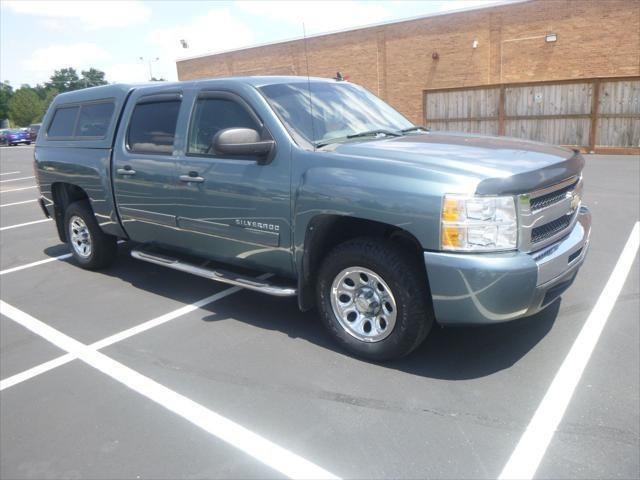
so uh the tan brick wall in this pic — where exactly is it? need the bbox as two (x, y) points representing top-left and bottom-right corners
(177, 0), (640, 124)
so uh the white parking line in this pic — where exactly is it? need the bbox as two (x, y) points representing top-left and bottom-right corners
(0, 300), (339, 479)
(499, 221), (640, 480)
(0, 171), (21, 176)
(0, 199), (37, 207)
(0, 240), (125, 276)
(0, 281), (256, 390)
(0, 185), (38, 193)
(0, 218), (51, 231)
(0, 254), (72, 276)
(0, 176), (35, 183)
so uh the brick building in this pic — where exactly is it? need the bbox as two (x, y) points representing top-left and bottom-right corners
(177, 0), (640, 152)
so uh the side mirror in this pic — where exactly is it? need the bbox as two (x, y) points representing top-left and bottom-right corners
(213, 128), (275, 162)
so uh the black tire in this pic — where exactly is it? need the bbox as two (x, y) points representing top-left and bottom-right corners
(64, 200), (117, 269)
(25, 142), (31, 145)
(316, 237), (433, 361)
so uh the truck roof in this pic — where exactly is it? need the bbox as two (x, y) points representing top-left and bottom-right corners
(51, 76), (339, 104)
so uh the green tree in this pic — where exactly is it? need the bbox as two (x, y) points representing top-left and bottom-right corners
(8, 88), (44, 126)
(43, 88), (59, 113)
(46, 67), (80, 93)
(0, 81), (13, 122)
(80, 68), (107, 87)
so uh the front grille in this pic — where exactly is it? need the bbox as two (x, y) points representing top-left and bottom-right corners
(531, 215), (571, 244)
(530, 180), (578, 211)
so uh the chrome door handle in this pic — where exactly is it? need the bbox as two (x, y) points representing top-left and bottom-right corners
(117, 168), (136, 175)
(179, 174), (205, 183)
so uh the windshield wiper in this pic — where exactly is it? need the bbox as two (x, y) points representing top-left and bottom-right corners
(400, 126), (429, 133)
(314, 129), (402, 148)
(346, 129), (402, 139)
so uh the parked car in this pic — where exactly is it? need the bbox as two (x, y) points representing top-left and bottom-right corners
(0, 128), (8, 145)
(34, 77), (591, 361)
(5, 128), (31, 146)
(28, 123), (41, 141)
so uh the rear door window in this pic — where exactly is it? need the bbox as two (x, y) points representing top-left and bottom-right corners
(75, 102), (115, 137)
(128, 100), (181, 154)
(48, 106), (79, 137)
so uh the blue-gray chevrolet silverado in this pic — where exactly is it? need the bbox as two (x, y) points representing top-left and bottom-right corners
(34, 76), (591, 361)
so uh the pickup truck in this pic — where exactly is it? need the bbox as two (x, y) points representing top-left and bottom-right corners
(34, 76), (591, 361)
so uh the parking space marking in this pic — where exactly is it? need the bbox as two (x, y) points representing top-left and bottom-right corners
(0, 176), (35, 183)
(0, 171), (21, 176)
(0, 218), (51, 231)
(0, 254), (73, 276)
(499, 221), (640, 480)
(0, 185), (38, 193)
(0, 300), (339, 479)
(0, 199), (37, 207)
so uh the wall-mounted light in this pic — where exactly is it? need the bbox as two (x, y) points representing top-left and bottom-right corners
(545, 33), (557, 43)
(472, 39), (479, 49)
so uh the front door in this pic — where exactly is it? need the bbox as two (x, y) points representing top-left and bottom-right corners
(112, 92), (183, 244)
(174, 90), (293, 276)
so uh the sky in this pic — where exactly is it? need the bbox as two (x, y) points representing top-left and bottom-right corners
(1, 0), (507, 87)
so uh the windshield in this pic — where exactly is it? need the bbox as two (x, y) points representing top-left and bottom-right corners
(259, 81), (414, 147)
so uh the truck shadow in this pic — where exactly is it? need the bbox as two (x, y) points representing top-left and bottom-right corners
(198, 287), (560, 380)
(50, 243), (560, 381)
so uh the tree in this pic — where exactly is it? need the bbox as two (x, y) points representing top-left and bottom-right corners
(43, 88), (59, 113)
(81, 68), (107, 88)
(8, 88), (44, 126)
(46, 67), (80, 93)
(0, 81), (13, 122)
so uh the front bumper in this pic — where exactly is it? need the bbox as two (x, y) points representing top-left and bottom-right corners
(423, 206), (591, 325)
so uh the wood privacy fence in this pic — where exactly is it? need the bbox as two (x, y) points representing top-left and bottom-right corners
(423, 77), (640, 154)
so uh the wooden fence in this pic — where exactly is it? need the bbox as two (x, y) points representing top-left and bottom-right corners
(424, 77), (640, 154)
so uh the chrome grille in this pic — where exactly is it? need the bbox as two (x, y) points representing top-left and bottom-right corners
(531, 215), (571, 243)
(530, 180), (578, 211)
(518, 175), (583, 253)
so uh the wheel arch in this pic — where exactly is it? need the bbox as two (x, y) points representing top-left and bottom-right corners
(297, 214), (427, 311)
(51, 182), (91, 242)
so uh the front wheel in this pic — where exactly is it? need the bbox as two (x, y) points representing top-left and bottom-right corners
(64, 201), (117, 269)
(317, 237), (433, 361)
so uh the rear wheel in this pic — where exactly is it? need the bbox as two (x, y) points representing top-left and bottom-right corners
(317, 237), (433, 361)
(64, 201), (117, 269)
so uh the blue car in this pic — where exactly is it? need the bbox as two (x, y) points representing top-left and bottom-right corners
(5, 129), (31, 146)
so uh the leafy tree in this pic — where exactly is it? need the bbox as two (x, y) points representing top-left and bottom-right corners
(81, 68), (107, 87)
(46, 67), (80, 93)
(43, 88), (59, 113)
(8, 88), (44, 126)
(0, 81), (13, 122)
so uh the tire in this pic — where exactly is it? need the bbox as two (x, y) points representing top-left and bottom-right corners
(317, 237), (433, 361)
(64, 200), (117, 269)
(25, 142), (31, 145)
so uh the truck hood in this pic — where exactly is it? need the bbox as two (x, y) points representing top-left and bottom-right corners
(331, 132), (584, 195)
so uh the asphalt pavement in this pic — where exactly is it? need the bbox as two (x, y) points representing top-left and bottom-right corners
(0, 144), (638, 479)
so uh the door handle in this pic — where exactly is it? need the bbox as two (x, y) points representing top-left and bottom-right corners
(179, 173), (205, 183)
(117, 167), (136, 175)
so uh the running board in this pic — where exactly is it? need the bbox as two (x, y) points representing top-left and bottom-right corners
(130, 248), (297, 297)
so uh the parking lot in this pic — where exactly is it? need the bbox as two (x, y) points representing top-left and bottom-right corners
(0, 144), (638, 479)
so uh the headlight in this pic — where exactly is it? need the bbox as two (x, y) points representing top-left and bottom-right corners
(441, 194), (517, 251)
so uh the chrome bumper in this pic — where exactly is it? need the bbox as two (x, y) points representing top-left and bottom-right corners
(423, 206), (591, 325)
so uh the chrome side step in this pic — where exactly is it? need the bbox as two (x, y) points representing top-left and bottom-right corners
(131, 248), (297, 297)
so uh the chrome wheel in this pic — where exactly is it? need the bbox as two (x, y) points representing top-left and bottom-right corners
(69, 216), (92, 258)
(330, 266), (397, 343)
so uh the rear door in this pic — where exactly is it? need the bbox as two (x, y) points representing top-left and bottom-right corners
(112, 91), (183, 244)
(173, 89), (293, 275)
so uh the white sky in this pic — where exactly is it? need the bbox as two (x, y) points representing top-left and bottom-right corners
(1, 0), (511, 86)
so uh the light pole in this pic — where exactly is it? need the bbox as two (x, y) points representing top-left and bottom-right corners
(138, 56), (160, 81)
